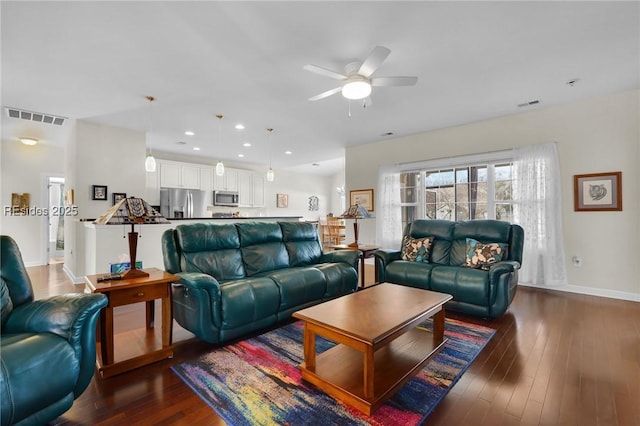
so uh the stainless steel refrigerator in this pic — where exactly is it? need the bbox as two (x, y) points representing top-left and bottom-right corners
(160, 188), (207, 218)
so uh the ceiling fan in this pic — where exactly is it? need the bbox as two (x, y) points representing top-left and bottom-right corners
(304, 46), (418, 102)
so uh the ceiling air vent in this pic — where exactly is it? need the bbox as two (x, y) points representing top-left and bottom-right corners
(517, 100), (541, 108)
(5, 107), (66, 126)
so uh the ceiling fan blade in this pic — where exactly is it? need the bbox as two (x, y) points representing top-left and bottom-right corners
(371, 76), (418, 87)
(358, 46), (391, 77)
(304, 64), (347, 80)
(308, 86), (342, 101)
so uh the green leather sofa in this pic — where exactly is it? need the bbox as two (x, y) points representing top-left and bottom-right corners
(1, 235), (108, 426)
(374, 220), (524, 318)
(162, 221), (359, 344)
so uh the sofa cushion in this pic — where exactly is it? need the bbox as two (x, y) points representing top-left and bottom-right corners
(464, 238), (507, 269)
(430, 266), (490, 307)
(385, 261), (434, 290)
(219, 278), (280, 329)
(409, 220), (455, 265)
(281, 221), (322, 266)
(451, 220), (512, 265)
(238, 223), (290, 276)
(314, 263), (358, 299)
(265, 267), (326, 312)
(401, 235), (433, 263)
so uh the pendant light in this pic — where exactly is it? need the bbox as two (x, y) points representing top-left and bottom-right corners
(266, 128), (275, 182)
(215, 114), (225, 176)
(144, 96), (157, 172)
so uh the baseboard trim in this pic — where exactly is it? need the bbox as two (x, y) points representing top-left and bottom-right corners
(518, 282), (640, 302)
(63, 264), (85, 285)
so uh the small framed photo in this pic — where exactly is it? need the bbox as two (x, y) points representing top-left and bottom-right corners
(350, 188), (374, 212)
(92, 185), (107, 201)
(277, 193), (288, 208)
(112, 192), (126, 205)
(574, 172), (622, 211)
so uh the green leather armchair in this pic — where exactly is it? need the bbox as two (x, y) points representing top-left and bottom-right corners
(1, 235), (108, 425)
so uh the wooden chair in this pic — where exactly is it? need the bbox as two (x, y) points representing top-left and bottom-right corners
(325, 216), (345, 246)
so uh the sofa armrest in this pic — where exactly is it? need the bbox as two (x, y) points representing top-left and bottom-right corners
(373, 249), (402, 282)
(173, 272), (223, 328)
(487, 261), (520, 317)
(5, 293), (107, 344)
(4, 293), (108, 396)
(320, 250), (360, 271)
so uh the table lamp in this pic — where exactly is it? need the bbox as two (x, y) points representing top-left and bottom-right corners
(94, 197), (169, 279)
(340, 204), (372, 248)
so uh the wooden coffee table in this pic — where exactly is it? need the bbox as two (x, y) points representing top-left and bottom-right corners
(292, 283), (453, 415)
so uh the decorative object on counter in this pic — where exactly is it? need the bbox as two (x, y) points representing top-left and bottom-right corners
(10, 193), (30, 215)
(92, 185), (107, 200)
(112, 192), (126, 205)
(94, 197), (169, 279)
(573, 171), (622, 211)
(277, 193), (288, 208)
(215, 114), (226, 176)
(340, 203), (372, 247)
(349, 188), (374, 212)
(266, 127), (275, 182)
(144, 96), (157, 172)
(308, 195), (319, 211)
(65, 188), (75, 205)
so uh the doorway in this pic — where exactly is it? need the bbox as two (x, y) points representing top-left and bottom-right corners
(48, 176), (65, 264)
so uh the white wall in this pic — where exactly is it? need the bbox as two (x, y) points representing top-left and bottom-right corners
(346, 89), (640, 300)
(0, 139), (65, 265)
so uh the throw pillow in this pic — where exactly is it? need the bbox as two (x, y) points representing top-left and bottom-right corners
(401, 236), (434, 263)
(464, 238), (507, 270)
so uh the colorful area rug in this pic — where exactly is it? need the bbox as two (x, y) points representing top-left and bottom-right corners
(172, 318), (494, 425)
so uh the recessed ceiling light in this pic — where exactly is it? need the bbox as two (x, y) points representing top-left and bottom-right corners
(238, 154), (244, 158)
(285, 151), (292, 155)
(19, 137), (38, 145)
(235, 124), (245, 130)
(193, 147), (200, 151)
(185, 131), (195, 136)
(243, 142), (251, 147)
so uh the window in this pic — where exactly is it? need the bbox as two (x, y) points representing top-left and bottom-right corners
(400, 162), (513, 228)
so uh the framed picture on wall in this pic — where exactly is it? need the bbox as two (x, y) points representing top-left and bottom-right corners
(574, 171), (622, 211)
(112, 192), (126, 205)
(349, 188), (374, 212)
(92, 185), (107, 201)
(277, 193), (288, 208)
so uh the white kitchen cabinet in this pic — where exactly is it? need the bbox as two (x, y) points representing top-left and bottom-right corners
(145, 169), (160, 205)
(237, 171), (265, 207)
(213, 168), (239, 192)
(200, 167), (213, 192)
(159, 160), (200, 189)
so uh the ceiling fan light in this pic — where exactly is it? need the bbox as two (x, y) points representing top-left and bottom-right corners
(266, 167), (275, 182)
(216, 160), (225, 176)
(342, 80), (372, 100)
(145, 154), (156, 172)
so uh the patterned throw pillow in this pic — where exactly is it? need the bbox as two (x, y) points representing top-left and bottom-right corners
(464, 238), (508, 270)
(401, 236), (434, 263)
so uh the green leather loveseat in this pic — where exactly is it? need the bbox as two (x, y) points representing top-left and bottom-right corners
(1, 235), (108, 426)
(374, 219), (524, 318)
(162, 221), (359, 344)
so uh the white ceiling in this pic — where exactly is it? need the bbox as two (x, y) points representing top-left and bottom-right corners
(2, 1), (638, 176)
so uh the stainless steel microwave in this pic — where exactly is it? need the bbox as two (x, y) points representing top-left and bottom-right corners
(213, 190), (239, 207)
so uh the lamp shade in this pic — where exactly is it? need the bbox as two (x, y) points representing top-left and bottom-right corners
(216, 160), (225, 176)
(145, 154), (156, 172)
(266, 167), (275, 182)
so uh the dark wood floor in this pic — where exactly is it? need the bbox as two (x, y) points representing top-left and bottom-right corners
(28, 263), (639, 426)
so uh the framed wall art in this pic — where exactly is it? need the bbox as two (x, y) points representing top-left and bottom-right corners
(277, 193), (288, 208)
(92, 185), (107, 201)
(573, 171), (622, 211)
(112, 192), (126, 205)
(349, 188), (374, 212)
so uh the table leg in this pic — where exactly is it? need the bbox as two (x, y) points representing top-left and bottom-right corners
(303, 324), (316, 372)
(146, 300), (155, 329)
(162, 290), (173, 348)
(433, 308), (445, 344)
(360, 255), (366, 288)
(101, 306), (115, 365)
(363, 346), (375, 398)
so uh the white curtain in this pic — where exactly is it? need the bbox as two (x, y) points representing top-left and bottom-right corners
(376, 163), (403, 249)
(512, 142), (567, 286)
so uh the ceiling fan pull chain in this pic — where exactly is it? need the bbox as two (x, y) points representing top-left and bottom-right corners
(348, 100), (352, 118)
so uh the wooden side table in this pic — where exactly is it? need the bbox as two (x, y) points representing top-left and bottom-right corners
(84, 268), (177, 378)
(330, 244), (379, 288)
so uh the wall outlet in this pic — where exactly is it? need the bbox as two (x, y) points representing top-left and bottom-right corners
(572, 255), (583, 267)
